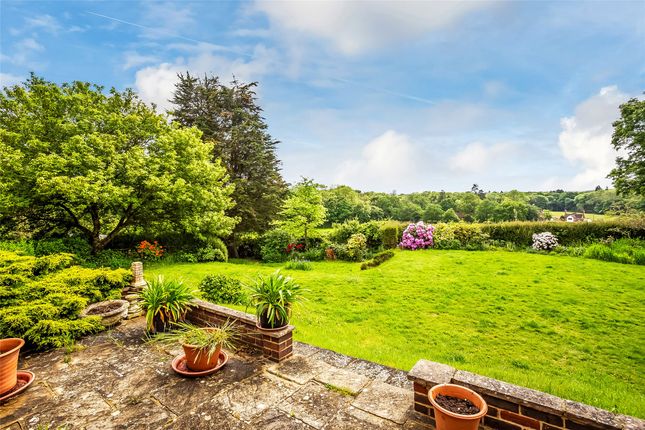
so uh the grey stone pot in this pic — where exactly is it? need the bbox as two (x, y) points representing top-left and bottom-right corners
(81, 300), (129, 327)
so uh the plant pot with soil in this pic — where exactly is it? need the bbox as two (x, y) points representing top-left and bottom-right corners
(152, 321), (236, 372)
(247, 270), (304, 331)
(80, 299), (129, 327)
(0, 338), (25, 395)
(139, 276), (195, 334)
(429, 383), (487, 430)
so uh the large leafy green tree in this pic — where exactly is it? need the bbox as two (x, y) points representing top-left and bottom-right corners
(170, 73), (287, 256)
(609, 97), (645, 197)
(0, 75), (236, 253)
(274, 178), (326, 247)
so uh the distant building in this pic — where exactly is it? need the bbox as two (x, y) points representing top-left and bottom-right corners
(560, 212), (586, 222)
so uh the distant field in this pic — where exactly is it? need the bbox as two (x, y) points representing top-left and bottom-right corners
(148, 250), (645, 417)
(549, 211), (611, 221)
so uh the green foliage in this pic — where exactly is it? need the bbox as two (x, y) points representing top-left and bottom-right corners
(609, 97), (645, 197)
(247, 271), (304, 329)
(0, 75), (236, 254)
(330, 220), (382, 250)
(196, 238), (228, 262)
(360, 250), (395, 270)
(260, 229), (293, 262)
(322, 185), (380, 225)
(139, 276), (195, 332)
(0, 250), (129, 349)
(380, 221), (402, 249)
(346, 233), (368, 261)
(151, 321), (237, 360)
(274, 178), (326, 247)
(284, 260), (313, 271)
(433, 223), (489, 250)
(199, 274), (245, 304)
(582, 239), (645, 265)
(171, 74), (287, 247)
(442, 208), (460, 222)
(480, 220), (645, 246)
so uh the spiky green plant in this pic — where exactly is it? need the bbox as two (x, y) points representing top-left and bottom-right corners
(139, 276), (194, 332)
(150, 321), (237, 361)
(247, 270), (304, 329)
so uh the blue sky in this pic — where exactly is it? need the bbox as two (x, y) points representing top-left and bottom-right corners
(1, 1), (643, 192)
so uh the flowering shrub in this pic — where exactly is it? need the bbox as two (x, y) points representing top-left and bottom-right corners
(400, 222), (434, 250)
(531, 232), (558, 251)
(346, 233), (367, 261)
(285, 242), (305, 259)
(136, 240), (164, 260)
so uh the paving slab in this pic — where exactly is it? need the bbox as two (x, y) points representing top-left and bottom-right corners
(352, 380), (413, 425)
(250, 407), (316, 429)
(315, 365), (371, 395)
(267, 354), (332, 385)
(151, 355), (263, 414)
(323, 407), (402, 429)
(214, 373), (301, 422)
(279, 381), (353, 429)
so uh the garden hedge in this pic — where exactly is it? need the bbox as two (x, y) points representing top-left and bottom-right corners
(480, 219), (645, 246)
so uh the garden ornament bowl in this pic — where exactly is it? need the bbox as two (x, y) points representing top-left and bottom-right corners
(80, 299), (129, 327)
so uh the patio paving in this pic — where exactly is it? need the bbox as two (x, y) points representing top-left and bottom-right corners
(0, 318), (433, 429)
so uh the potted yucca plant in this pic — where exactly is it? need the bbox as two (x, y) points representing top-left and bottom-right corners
(139, 276), (194, 333)
(152, 321), (237, 372)
(247, 271), (304, 331)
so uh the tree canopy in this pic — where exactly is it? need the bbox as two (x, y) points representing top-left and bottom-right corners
(274, 178), (326, 247)
(609, 97), (645, 197)
(170, 73), (287, 255)
(0, 75), (236, 253)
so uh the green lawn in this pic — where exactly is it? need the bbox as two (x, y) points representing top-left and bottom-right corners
(148, 250), (645, 417)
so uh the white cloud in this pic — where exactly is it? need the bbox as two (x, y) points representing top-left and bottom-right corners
(0, 73), (23, 87)
(16, 38), (44, 52)
(2, 38), (45, 68)
(134, 45), (276, 112)
(122, 51), (160, 70)
(253, 0), (494, 55)
(334, 130), (420, 191)
(140, 2), (195, 39)
(558, 85), (627, 189)
(24, 14), (62, 34)
(449, 142), (515, 173)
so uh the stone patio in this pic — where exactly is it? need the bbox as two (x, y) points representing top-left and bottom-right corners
(0, 318), (432, 430)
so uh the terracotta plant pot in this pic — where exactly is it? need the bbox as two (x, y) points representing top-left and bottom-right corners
(80, 300), (129, 327)
(182, 343), (222, 372)
(0, 338), (25, 395)
(429, 383), (487, 430)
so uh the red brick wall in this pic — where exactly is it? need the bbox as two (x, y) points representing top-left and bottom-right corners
(408, 360), (643, 430)
(186, 299), (293, 362)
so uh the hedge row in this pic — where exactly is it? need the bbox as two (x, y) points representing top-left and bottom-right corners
(480, 219), (645, 246)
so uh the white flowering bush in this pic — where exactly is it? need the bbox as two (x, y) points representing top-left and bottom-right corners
(532, 232), (559, 251)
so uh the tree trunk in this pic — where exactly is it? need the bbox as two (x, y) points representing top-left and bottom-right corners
(304, 225), (308, 250)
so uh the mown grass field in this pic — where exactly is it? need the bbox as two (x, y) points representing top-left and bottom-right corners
(550, 211), (611, 221)
(148, 250), (645, 417)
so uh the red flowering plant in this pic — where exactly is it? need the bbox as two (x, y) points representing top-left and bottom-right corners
(136, 240), (165, 261)
(285, 242), (305, 259)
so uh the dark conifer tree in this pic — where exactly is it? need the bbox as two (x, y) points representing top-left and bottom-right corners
(171, 73), (287, 256)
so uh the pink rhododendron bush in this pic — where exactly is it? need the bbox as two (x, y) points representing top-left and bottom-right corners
(400, 221), (434, 250)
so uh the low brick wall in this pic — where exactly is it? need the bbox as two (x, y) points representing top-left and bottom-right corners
(185, 299), (293, 362)
(408, 360), (643, 430)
